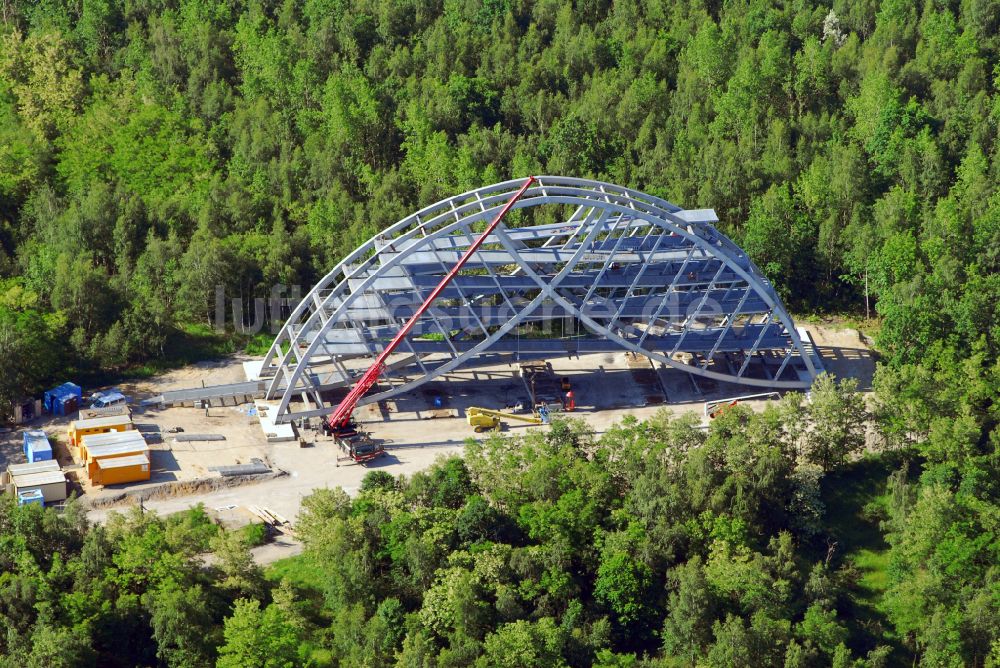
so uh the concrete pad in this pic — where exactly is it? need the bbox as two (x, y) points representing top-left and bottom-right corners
(243, 360), (265, 382)
(804, 324), (875, 390)
(254, 401), (296, 442)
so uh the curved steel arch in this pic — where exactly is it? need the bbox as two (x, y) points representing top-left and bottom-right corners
(259, 177), (820, 423)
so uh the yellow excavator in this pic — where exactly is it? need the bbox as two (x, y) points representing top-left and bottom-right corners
(466, 406), (550, 433)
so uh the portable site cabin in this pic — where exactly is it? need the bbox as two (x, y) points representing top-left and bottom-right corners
(13, 397), (42, 425)
(68, 414), (133, 448)
(44, 383), (82, 416)
(84, 438), (150, 481)
(79, 429), (146, 463)
(7, 460), (67, 504)
(79, 403), (130, 420)
(22, 430), (53, 463)
(13, 471), (67, 503)
(92, 453), (151, 486)
(8, 459), (60, 476)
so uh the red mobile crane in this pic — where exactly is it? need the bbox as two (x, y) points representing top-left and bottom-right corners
(326, 176), (537, 459)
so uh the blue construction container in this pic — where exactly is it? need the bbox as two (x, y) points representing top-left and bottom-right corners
(23, 430), (53, 463)
(44, 382), (82, 416)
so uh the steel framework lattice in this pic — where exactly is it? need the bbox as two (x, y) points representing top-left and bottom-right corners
(259, 177), (820, 423)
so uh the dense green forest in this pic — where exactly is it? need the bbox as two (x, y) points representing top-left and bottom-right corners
(1, 0), (998, 392)
(0, 378), (994, 666)
(1, 0), (999, 665)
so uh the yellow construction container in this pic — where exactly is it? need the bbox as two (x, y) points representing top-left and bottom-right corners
(92, 453), (150, 486)
(84, 438), (149, 480)
(79, 430), (145, 465)
(68, 415), (133, 448)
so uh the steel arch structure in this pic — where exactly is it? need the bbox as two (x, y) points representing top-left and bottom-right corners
(259, 177), (819, 423)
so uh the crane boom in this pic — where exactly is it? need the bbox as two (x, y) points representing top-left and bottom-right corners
(467, 407), (545, 424)
(327, 176), (537, 428)
(466, 406), (549, 432)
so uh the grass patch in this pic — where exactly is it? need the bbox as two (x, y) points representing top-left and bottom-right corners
(239, 522), (269, 547)
(306, 648), (334, 667)
(267, 552), (327, 592)
(243, 331), (274, 356)
(267, 552), (334, 660)
(821, 455), (895, 555)
(812, 452), (919, 665)
(162, 322), (237, 362)
(854, 548), (890, 596)
(819, 452), (910, 660)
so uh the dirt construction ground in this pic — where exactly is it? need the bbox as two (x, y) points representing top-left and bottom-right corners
(3, 325), (875, 552)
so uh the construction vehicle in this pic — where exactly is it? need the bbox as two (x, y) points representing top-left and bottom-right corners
(335, 429), (385, 464)
(466, 406), (550, 433)
(323, 419), (385, 463)
(341, 437), (384, 464)
(325, 177), (537, 432)
(89, 389), (130, 409)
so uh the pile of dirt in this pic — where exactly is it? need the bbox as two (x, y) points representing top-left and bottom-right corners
(82, 469), (288, 510)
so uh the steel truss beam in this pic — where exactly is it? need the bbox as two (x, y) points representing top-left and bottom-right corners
(260, 177), (819, 422)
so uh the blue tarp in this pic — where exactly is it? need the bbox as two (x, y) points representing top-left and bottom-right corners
(17, 489), (44, 506)
(23, 430), (53, 463)
(44, 382), (81, 416)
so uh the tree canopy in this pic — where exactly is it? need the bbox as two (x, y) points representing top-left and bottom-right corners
(0, 0), (998, 385)
(1, 0), (999, 665)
